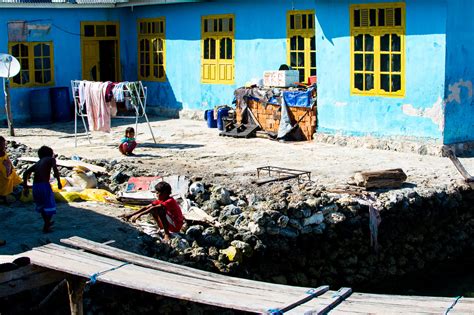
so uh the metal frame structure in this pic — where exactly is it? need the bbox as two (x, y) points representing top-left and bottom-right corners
(256, 166), (311, 185)
(71, 80), (156, 147)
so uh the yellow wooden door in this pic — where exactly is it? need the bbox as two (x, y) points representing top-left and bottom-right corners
(82, 41), (99, 81)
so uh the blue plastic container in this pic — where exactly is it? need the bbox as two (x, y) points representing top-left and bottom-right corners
(217, 108), (230, 131)
(29, 89), (52, 124)
(206, 109), (217, 128)
(50, 87), (72, 122)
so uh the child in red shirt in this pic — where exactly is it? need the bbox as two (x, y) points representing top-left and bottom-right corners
(122, 181), (183, 241)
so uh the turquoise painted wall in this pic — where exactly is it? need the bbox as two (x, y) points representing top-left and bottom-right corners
(443, 0), (474, 144)
(316, 0), (446, 139)
(0, 8), (123, 123)
(126, 0), (310, 116)
(1, 0), (467, 143)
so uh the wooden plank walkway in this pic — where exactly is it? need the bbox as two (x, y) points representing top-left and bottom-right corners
(10, 237), (474, 314)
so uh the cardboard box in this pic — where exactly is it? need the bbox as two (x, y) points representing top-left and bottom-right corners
(263, 70), (300, 87)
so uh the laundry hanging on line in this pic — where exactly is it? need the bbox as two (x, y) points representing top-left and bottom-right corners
(78, 81), (117, 133)
(77, 81), (142, 133)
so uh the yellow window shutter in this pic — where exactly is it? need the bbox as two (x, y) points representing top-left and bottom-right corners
(386, 8), (395, 26)
(361, 9), (369, 27)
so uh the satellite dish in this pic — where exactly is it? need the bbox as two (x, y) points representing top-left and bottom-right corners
(0, 53), (21, 78)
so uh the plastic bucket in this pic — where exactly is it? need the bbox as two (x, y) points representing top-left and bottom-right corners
(206, 109), (217, 128)
(29, 89), (52, 124)
(217, 108), (230, 131)
(50, 87), (72, 122)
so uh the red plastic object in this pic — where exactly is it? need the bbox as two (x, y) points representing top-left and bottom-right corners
(308, 75), (317, 85)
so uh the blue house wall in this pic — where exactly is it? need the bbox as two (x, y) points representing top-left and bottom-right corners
(126, 0), (308, 116)
(2, 0), (471, 144)
(0, 8), (124, 122)
(316, 0), (446, 140)
(0, 0), (305, 122)
(443, 0), (474, 144)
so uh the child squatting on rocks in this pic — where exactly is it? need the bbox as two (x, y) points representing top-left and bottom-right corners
(119, 127), (137, 156)
(23, 146), (62, 233)
(121, 181), (184, 241)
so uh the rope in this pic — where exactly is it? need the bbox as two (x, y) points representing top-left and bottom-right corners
(445, 296), (462, 314)
(87, 262), (130, 285)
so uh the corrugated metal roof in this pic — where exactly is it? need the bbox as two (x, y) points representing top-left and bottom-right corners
(0, 0), (205, 8)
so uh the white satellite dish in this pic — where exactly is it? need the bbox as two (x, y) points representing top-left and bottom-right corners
(0, 53), (21, 78)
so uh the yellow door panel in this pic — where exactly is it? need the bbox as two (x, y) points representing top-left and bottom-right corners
(83, 41), (99, 81)
(219, 64), (225, 81)
(226, 64), (232, 81)
(210, 64), (216, 80)
(203, 64), (209, 80)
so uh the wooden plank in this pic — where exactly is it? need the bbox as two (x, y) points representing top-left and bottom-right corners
(60, 236), (312, 294)
(0, 265), (64, 297)
(0, 255), (15, 264)
(48, 242), (471, 315)
(321, 300), (449, 314)
(18, 157), (107, 174)
(30, 244), (308, 300)
(32, 244), (308, 306)
(99, 264), (293, 313)
(25, 247), (305, 314)
(290, 291), (455, 314)
(21, 242), (474, 315)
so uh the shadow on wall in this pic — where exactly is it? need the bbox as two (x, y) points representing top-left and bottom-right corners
(315, 0), (446, 44)
(143, 75), (183, 119)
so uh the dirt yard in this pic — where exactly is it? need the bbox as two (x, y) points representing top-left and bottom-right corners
(1, 117), (473, 256)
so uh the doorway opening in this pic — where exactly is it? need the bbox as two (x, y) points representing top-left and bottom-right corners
(81, 22), (120, 82)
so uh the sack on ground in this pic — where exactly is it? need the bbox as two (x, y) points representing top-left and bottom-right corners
(70, 167), (98, 189)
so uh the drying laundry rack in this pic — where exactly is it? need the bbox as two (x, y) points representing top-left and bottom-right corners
(71, 80), (157, 147)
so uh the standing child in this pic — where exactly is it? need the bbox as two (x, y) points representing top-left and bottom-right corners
(119, 127), (137, 156)
(23, 146), (62, 233)
(121, 181), (184, 241)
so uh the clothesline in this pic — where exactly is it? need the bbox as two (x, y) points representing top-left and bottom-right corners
(71, 80), (156, 147)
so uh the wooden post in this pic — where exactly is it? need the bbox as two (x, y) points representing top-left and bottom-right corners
(66, 277), (87, 315)
(4, 78), (15, 136)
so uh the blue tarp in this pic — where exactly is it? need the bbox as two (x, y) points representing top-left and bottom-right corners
(282, 87), (314, 108)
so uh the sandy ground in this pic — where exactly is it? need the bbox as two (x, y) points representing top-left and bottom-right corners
(1, 117), (473, 256)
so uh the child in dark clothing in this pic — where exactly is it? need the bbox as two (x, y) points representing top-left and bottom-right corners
(23, 146), (62, 233)
(121, 181), (184, 241)
(119, 127), (137, 156)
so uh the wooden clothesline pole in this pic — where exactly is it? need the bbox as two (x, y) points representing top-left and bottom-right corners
(3, 78), (14, 136)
